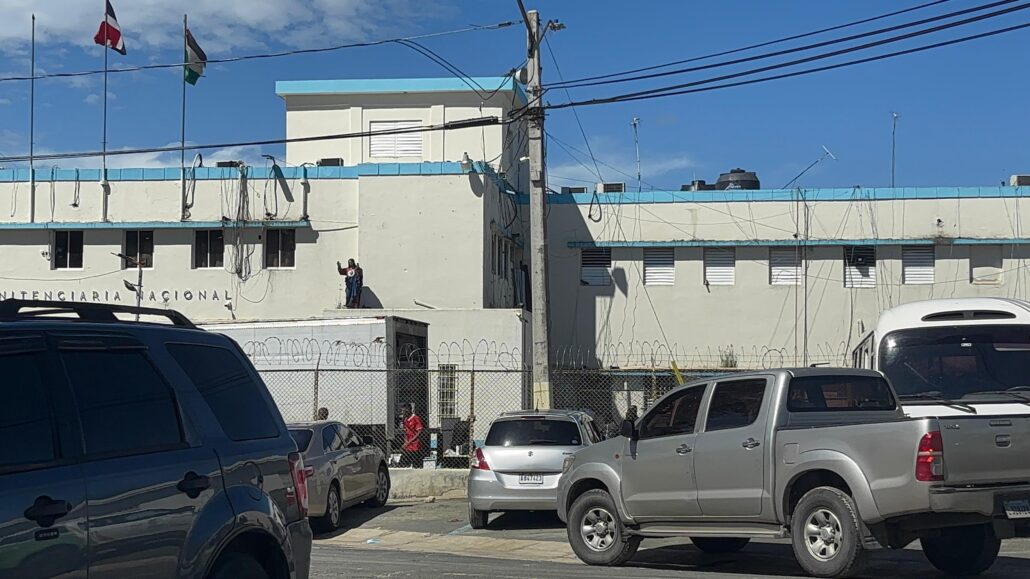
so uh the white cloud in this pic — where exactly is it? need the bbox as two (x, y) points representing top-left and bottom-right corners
(84, 91), (116, 105)
(0, 98), (10, 105)
(0, 0), (444, 54)
(548, 135), (696, 190)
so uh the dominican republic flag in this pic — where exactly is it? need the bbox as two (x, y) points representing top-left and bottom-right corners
(94, 1), (126, 55)
(184, 28), (207, 86)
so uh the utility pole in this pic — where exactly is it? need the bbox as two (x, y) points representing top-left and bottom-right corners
(517, 3), (552, 409)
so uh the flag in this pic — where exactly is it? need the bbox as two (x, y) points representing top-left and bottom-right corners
(184, 28), (207, 86)
(94, 0), (126, 55)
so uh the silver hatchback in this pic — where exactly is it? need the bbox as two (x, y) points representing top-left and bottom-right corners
(289, 421), (391, 532)
(468, 410), (602, 528)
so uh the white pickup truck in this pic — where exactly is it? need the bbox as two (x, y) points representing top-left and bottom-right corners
(556, 368), (1030, 578)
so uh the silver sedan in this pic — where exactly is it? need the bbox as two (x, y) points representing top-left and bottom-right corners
(289, 420), (391, 532)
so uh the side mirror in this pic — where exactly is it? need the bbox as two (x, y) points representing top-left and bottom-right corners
(361, 435), (375, 446)
(620, 419), (638, 440)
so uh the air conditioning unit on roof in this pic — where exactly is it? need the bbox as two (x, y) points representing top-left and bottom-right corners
(597, 182), (625, 193)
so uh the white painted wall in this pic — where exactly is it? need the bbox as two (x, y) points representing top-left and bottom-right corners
(545, 195), (1030, 368)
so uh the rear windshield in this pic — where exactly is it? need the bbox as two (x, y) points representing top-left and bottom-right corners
(485, 419), (582, 447)
(788, 375), (897, 412)
(289, 429), (313, 452)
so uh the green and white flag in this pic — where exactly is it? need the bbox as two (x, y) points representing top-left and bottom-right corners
(184, 28), (207, 86)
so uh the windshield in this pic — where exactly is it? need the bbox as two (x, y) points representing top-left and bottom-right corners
(289, 429), (313, 452)
(485, 419), (582, 447)
(880, 324), (1030, 400)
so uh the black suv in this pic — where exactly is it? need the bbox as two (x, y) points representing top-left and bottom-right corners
(0, 300), (312, 579)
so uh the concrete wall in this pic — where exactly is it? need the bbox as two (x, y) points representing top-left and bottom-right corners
(282, 91), (519, 168)
(545, 191), (1030, 368)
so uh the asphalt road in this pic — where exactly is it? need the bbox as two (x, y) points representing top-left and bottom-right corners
(311, 499), (1030, 578)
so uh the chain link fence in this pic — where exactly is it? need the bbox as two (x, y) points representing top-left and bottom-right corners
(260, 366), (740, 469)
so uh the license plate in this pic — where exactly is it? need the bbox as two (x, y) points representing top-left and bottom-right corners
(1004, 499), (1030, 519)
(519, 474), (544, 485)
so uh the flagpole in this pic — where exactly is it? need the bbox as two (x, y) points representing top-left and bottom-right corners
(29, 13), (36, 223)
(180, 14), (188, 220)
(102, 2), (109, 181)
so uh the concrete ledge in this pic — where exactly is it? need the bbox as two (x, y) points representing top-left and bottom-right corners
(389, 468), (468, 500)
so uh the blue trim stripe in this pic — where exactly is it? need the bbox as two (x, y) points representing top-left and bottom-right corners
(275, 77), (527, 103)
(531, 186), (1030, 205)
(569, 238), (1030, 248)
(0, 220), (310, 231)
(0, 162), (469, 183)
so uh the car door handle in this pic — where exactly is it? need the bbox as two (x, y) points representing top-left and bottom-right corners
(24, 496), (72, 528)
(742, 438), (761, 450)
(676, 444), (693, 455)
(177, 472), (211, 499)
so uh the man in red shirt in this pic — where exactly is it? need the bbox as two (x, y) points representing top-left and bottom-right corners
(398, 403), (426, 468)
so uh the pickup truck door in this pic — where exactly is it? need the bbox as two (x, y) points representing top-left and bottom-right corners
(621, 385), (707, 520)
(693, 377), (770, 517)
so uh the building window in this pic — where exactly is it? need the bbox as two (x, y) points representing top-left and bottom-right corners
(194, 230), (224, 269)
(902, 246), (934, 285)
(703, 247), (735, 286)
(580, 248), (612, 286)
(52, 231), (83, 269)
(970, 244), (1003, 285)
(437, 364), (458, 419)
(265, 229), (296, 269)
(643, 248), (675, 285)
(491, 235), (497, 275)
(123, 230), (154, 269)
(369, 120), (423, 157)
(844, 246), (876, 288)
(769, 247), (801, 286)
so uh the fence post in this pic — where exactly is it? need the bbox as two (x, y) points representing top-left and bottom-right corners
(312, 356), (321, 420)
(468, 369), (476, 456)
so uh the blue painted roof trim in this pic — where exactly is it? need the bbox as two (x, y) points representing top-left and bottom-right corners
(521, 186), (1030, 205)
(276, 77), (528, 103)
(0, 220), (310, 231)
(569, 238), (1030, 248)
(0, 162), (468, 183)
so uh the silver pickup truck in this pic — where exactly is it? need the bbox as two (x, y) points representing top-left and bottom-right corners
(556, 368), (1030, 578)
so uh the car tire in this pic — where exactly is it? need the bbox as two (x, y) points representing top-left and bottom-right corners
(790, 487), (867, 578)
(209, 552), (270, 579)
(367, 466), (391, 508)
(566, 489), (641, 566)
(690, 537), (750, 554)
(921, 524), (1000, 576)
(314, 484), (342, 533)
(469, 503), (489, 529)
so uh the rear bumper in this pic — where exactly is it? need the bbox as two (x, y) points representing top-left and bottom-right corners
(930, 483), (1030, 517)
(468, 470), (559, 512)
(287, 519), (313, 579)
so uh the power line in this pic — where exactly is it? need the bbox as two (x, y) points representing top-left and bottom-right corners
(548, 0), (953, 86)
(393, 39), (524, 101)
(0, 116), (503, 164)
(0, 20), (520, 84)
(543, 16), (1030, 110)
(547, 0), (1011, 89)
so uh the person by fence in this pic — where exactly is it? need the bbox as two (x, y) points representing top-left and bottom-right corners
(398, 402), (426, 468)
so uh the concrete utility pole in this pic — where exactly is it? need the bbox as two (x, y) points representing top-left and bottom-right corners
(518, 4), (552, 409)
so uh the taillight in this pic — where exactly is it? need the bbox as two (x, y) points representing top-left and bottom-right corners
(916, 431), (944, 482)
(472, 447), (491, 471)
(288, 452), (310, 517)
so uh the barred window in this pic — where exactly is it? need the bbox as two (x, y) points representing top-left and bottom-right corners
(581, 248), (612, 286)
(843, 246), (876, 288)
(437, 364), (458, 419)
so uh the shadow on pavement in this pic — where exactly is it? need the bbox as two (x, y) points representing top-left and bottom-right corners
(486, 510), (565, 531)
(315, 504), (403, 540)
(629, 541), (1030, 578)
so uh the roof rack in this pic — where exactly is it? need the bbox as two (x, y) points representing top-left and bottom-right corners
(0, 299), (196, 328)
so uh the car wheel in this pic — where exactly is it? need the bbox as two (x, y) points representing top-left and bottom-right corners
(315, 484), (342, 532)
(566, 489), (641, 566)
(790, 487), (867, 578)
(921, 524), (1000, 576)
(209, 552), (270, 579)
(367, 466), (391, 508)
(469, 502), (489, 529)
(690, 537), (750, 554)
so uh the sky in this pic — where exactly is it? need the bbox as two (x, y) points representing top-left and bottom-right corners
(0, 0), (1028, 189)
